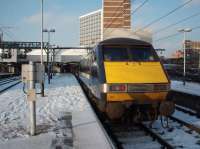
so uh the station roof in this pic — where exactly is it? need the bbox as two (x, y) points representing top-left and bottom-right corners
(27, 49), (87, 56)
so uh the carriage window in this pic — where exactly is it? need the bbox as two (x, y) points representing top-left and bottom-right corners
(103, 47), (128, 61)
(129, 47), (158, 61)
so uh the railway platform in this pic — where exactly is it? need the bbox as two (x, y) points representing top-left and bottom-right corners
(171, 80), (200, 116)
(0, 74), (114, 149)
(72, 99), (114, 149)
(171, 80), (200, 96)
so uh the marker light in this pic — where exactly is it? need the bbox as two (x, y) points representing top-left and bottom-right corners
(109, 84), (127, 92)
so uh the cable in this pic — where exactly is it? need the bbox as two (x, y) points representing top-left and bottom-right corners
(3, 31), (15, 41)
(154, 11), (200, 34)
(192, 25), (200, 30)
(23, 82), (42, 95)
(154, 24), (200, 42)
(134, 0), (193, 33)
(5, 29), (17, 40)
(0, 26), (15, 41)
(23, 83), (27, 94)
(154, 32), (181, 42)
(131, 0), (149, 15)
(0, 29), (15, 41)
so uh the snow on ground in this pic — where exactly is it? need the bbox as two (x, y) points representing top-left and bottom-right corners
(0, 74), (88, 144)
(171, 80), (200, 96)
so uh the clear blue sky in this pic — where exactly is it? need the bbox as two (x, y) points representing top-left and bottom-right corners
(1, 0), (200, 57)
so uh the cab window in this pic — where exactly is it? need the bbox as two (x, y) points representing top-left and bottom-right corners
(103, 47), (128, 61)
(103, 46), (159, 62)
(129, 47), (158, 61)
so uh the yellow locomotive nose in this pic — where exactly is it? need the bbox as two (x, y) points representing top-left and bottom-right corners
(104, 61), (169, 84)
(104, 61), (170, 102)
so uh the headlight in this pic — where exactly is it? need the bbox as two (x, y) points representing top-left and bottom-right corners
(109, 84), (127, 92)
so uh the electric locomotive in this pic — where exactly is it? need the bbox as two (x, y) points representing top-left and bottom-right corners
(79, 38), (174, 121)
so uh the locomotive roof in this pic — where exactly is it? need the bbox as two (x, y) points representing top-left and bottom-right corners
(99, 38), (151, 46)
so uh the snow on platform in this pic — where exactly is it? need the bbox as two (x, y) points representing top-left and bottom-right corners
(0, 74), (114, 149)
(171, 80), (200, 96)
(0, 74), (88, 149)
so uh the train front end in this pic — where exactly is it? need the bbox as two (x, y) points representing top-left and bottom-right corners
(100, 38), (174, 120)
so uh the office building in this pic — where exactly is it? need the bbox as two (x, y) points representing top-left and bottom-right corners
(79, 9), (102, 47)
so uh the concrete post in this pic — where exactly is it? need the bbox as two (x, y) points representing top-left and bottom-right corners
(28, 61), (36, 136)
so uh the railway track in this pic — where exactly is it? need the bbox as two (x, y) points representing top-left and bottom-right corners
(105, 121), (175, 149)
(143, 106), (200, 149)
(105, 110), (200, 149)
(0, 77), (21, 94)
(0, 76), (20, 86)
(169, 105), (200, 134)
(0, 73), (17, 80)
(169, 116), (200, 134)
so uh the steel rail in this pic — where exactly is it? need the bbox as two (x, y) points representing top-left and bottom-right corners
(0, 77), (20, 86)
(139, 123), (174, 149)
(169, 116), (200, 134)
(0, 81), (21, 94)
(175, 105), (200, 118)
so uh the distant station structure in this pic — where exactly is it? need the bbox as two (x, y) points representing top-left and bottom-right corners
(27, 47), (88, 73)
(0, 41), (89, 74)
(0, 41), (48, 63)
(0, 41), (48, 73)
(167, 40), (200, 70)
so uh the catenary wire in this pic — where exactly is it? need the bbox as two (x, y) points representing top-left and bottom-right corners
(154, 24), (200, 42)
(134, 0), (193, 33)
(154, 11), (200, 34)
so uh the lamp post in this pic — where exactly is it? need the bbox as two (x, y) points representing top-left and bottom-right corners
(43, 29), (55, 84)
(0, 32), (3, 42)
(178, 28), (192, 85)
(50, 45), (56, 78)
(41, 0), (44, 96)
